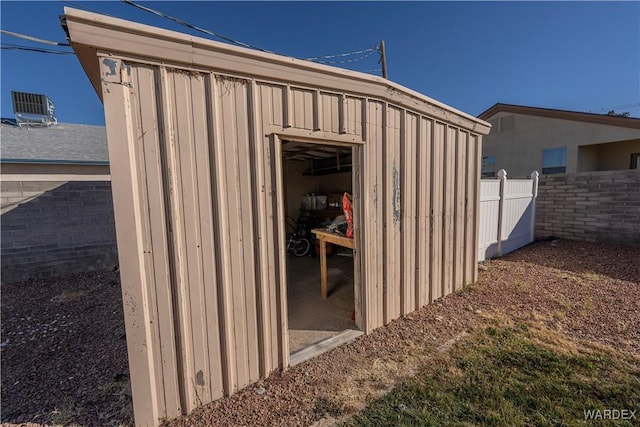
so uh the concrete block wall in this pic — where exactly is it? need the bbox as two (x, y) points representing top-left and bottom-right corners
(1, 180), (118, 283)
(536, 170), (640, 247)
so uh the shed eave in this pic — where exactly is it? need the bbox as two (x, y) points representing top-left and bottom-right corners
(63, 7), (490, 135)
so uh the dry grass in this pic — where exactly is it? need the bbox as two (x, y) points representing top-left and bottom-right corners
(344, 316), (640, 426)
(323, 332), (472, 416)
(331, 343), (424, 413)
(51, 289), (88, 303)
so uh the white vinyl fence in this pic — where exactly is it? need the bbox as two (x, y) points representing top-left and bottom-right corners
(478, 170), (539, 261)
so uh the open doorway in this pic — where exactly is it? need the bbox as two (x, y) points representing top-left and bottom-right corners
(280, 140), (361, 359)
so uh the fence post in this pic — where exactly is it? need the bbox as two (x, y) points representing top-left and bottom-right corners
(530, 171), (539, 244)
(496, 169), (507, 257)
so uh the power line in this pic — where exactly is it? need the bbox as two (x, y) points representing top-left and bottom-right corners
(0, 30), (71, 46)
(120, 0), (381, 71)
(305, 46), (377, 61)
(69, 0), (385, 76)
(594, 102), (640, 112)
(313, 49), (378, 65)
(586, 102), (640, 113)
(120, 0), (275, 53)
(1, 43), (74, 55)
(62, 1), (119, 18)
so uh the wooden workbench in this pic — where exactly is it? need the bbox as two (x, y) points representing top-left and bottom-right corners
(311, 228), (355, 299)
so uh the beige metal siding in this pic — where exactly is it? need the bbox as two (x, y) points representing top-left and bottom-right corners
(101, 60), (166, 424)
(290, 88), (314, 130)
(260, 84), (284, 127)
(401, 112), (417, 315)
(66, 8), (489, 426)
(363, 100), (385, 331)
(321, 92), (341, 134)
(384, 106), (401, 323)
(430, 123), (445, 301)
(416, 117), (432, 308)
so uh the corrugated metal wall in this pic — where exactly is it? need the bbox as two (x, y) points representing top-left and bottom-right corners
(359, 103), (480, 329)
(99, 58), (482, 424)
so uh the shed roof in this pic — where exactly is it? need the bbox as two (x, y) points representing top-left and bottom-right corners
(478, 103), (640, 129)
(0, 119), (108, 164)
(62, 7), (490, 135)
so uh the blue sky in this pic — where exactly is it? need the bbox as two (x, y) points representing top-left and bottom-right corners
(1, 1), (639, 125)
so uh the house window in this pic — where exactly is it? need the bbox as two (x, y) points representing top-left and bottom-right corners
(542, 147), (567, 174)
(631, 153), (640, 169)
(482, 155), (496, 177)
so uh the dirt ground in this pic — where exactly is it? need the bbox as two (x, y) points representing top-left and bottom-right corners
(1, 270), (131, 426)
(1, 239), (638, 426)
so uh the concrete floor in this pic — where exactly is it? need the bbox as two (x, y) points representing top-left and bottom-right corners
(286, 251), (357, 353)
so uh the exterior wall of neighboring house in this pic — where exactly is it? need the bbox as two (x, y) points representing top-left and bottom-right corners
(1, 120), (114, 283)
(65, 7), (490, 426)
(536, 169), (640, 246)
(1, 175), (118, 283)
(481, 109), (640, 177)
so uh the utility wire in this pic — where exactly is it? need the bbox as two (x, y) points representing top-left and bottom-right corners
(587, 102), (640, 114)
(0, 30), (71, 46)
(121, 0), (274, 53)
(1, 43), (74, 55)
(62, 1), (119, 18)
(305, 46), (377, 61)
(120, 0), (380, 69)
(312, 49), (377, 65)
(593, 102), (640, 112)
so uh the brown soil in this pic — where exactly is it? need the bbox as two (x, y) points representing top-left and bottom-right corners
(1, 270), (131, 426)
(2, 240), (638, 426)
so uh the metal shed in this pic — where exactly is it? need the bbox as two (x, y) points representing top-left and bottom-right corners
(64, 7), (490, 426)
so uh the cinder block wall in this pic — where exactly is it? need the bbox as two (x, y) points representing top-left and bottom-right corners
(536, 170), (640, 247)
(1, 181), (118, 283)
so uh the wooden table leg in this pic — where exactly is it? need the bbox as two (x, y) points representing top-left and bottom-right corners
(320, 239), (328, 299)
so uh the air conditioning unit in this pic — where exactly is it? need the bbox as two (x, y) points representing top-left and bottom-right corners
(11, 91), (57, 127)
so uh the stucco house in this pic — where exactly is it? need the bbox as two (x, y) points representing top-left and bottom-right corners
(0, 118), (116, 282)
(478, 103), (640, 178)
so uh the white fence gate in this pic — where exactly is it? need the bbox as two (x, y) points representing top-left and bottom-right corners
(478, 170), (539, 261)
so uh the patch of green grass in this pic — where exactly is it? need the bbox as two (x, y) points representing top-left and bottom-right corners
(461, 281), (481, 294)
(52, 289), (88, 303)
(95, 376), (134, 426)
(315, 395), (344, 418)
(47, 376), (133, 427)
(343, 322), (640, 427)
(49, 396), (84, 426)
